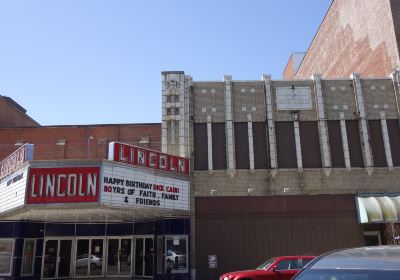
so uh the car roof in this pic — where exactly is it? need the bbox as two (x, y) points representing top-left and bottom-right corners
(309, 246), (400, 270)
(276, 256), (315, 259)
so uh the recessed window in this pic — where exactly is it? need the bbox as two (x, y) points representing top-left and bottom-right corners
(21, 239), (36, 276)
(0, 239), (14, 275)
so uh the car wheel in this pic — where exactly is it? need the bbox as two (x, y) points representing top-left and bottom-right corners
(90, 262), (97, 270)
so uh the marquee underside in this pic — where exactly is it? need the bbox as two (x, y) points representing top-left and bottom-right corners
(0, 204), (189, 222)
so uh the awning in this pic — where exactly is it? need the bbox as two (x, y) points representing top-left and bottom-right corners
(356, 195), (400, 223)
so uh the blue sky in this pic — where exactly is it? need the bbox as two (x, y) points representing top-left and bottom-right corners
(0, 0), (331, 125)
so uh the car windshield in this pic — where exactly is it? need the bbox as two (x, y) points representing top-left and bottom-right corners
(294, 269), (400, 280)
(256, 258), (276, 270)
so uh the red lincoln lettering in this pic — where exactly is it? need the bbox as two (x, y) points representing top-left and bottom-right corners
(27, 167), (100, 204)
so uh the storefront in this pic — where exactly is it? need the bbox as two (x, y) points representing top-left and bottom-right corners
(0, 143), (191, 279)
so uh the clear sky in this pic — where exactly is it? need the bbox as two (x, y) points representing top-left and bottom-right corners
(0, 0), (331, 126)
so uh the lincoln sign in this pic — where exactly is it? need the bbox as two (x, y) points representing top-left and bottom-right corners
(0, 143), (34, 180)
(108, 142), (189, 175)
(27, 167), (100, 204)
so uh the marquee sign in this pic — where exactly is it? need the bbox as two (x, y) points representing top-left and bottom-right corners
(108, 142), (189, 176)
(27, 167), (100, 204)
(101, 163), (189, 211)
(0, 144), (34, 180)
(0, 166), (28, 213)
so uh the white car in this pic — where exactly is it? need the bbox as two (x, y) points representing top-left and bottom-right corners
(166, 250), (185, 267)
(76, 254), (102, 269)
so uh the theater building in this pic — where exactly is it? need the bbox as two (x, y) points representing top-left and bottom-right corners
(160, 70), (400, 279)
(0, 139), (191, 279)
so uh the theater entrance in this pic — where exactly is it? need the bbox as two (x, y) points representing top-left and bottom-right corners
(134, 236), (154, 278)
(42, 239), (73, 279)
(106, 237), (132, 276)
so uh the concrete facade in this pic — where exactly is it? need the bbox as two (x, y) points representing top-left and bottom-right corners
(161, 70), (400, 279)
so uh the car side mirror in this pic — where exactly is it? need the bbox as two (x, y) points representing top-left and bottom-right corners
(271, 265), (279, 272)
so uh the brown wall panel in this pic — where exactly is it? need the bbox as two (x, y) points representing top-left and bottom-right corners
(275, 121), (297, 168)
(212, 123), (227, 170)
(234, 122), (250, 169)
(193, 123), (208, 170)
(195, 195), (363, 280)
(346, 120), (364, 167)
(368, 120), (386, 167)
(387, 119), (400, 166)
(328, 121), (345, 168)
(253, 122), (269, 169)
(299, 121), (322, 168)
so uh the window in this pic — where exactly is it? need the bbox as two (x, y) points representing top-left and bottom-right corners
(21, 239), (36, 276)
(165, 236), (188, 273)
(276, 260), (292, 270)
(0, 239), (14, 275)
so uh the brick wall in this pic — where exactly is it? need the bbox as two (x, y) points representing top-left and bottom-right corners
(295, 0), (399, 78)
(0, 123), (161, 161)
(0, 97), (39, 127)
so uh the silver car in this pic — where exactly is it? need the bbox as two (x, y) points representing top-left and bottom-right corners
(293, 246), (400, 280)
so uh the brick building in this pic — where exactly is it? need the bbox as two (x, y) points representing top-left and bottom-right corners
(283, 0), (400, 79)
(1, 0), (400, 279)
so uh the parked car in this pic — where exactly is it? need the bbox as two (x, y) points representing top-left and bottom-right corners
(76, 254), (102, 269)
(219, 255), (315, 280)
(293, 246), (400, 280)
(166, 250), (186, 268)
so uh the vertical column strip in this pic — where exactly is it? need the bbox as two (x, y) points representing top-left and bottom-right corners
(263, 74), (277, 169)
(380, 111), (393, 170)
(161, 76), (168, 153)
(340, 112), (351, 170)
(207, 115), (213, 171)
(351, 73), (373, 169)
(313, 75), (332, 171)
(247, 114), (255, 171)
(293, 118), (303, 171)
(224, 75), (235, 172)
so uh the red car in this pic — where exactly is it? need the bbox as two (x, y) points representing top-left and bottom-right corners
(219, 255), (315, 280)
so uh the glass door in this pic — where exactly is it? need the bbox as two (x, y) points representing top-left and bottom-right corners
(75, 238), (104, 277)
(107, 238), (132, 276)
(43, 239), (73, 279)
(134, 236), (154, 278)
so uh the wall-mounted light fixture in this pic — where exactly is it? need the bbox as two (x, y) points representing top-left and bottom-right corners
(210, 189), (218, 196)
(292, 112), (299, 121)
(247, 187), (255, 195)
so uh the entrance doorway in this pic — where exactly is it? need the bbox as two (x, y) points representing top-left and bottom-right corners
(107, 238), (132, 276)
(42, 239), (73, 279)
(134, 236), (154, 278)
(75, 238), (105, 277)
(364, 231), (382, 246)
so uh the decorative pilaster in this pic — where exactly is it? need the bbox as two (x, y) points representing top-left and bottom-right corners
(339, 112), (351, 171)
(224, 75), (235, 174)
(161, 71), (189, 157)
(351, 73), (373, 175)
(312, 74), (331, 176)
(293, 113), (303, 172)
(207, 115), (213, 172)
(390, 67), (400, 119)
(263, 74), (278, 175)
(380, 111), (393, 170)
(247, 114), (255, 171)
